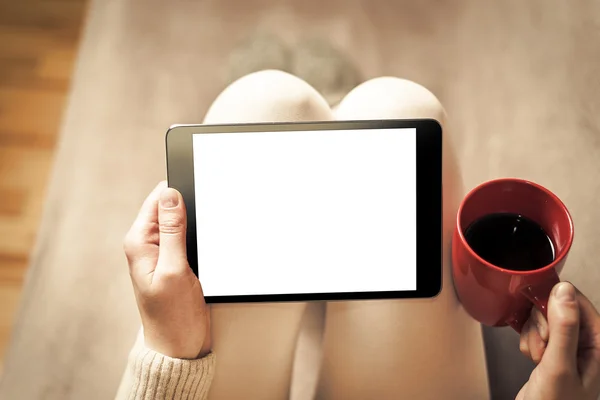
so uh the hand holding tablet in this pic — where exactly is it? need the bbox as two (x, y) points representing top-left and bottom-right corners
(123, 182), (211, 359)
(165, 119), (443, 303)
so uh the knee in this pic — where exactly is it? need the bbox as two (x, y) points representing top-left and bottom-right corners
(336, 77), (446, 123)
(204, 70), (332, 123)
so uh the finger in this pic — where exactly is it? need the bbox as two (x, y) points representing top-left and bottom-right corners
(519, 311), (547, 364)
(132, 181), (167, 236)
(528, 323), (547, 365)
(520, 316), (533, 360)
(156, 187), (188, 273)
(531, 307), (549, 343)
(542, 282), (580, 374)
(527, 307), (548, 364)
(124, 181), (166, 260)
(574, 288), (600, 388)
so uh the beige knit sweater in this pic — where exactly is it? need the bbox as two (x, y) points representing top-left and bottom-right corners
(121, 344), (216, 400)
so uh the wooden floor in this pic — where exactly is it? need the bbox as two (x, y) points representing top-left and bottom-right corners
(0, 0), (88, 366)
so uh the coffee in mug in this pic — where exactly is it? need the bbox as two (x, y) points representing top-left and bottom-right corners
(464, 212), (555, 272)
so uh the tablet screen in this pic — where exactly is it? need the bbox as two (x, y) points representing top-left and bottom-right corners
(192, 128), (417, 297)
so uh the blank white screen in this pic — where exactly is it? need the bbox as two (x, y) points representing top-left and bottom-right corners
(193, 128), (417, 296)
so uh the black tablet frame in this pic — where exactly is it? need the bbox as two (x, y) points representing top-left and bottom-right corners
(166, 119), (442, 303)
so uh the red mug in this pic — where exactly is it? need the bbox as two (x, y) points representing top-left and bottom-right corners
(452, 178), (574, 332)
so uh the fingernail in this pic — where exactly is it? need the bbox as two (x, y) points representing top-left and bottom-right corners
(554, 282), (576, 302)
(160, 188), (179, 208)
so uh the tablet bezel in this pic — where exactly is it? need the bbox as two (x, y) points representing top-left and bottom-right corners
(166, 119), (442, 302)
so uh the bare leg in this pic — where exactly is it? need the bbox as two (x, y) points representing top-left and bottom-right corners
(203, 70), (333, 400)
(316, 78), (490, 400)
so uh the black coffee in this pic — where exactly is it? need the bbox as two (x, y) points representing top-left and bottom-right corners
(464, 212), (555, 271)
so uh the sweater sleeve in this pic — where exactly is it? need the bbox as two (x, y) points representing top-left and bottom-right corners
(124, 344), (216, 400)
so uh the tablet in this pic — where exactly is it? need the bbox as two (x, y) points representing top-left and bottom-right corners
(166, 120), (442, 303)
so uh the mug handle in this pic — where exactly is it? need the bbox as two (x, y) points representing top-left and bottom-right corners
(506, 270), (560, 333)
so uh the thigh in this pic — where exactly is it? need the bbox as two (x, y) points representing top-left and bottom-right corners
(316, 78), (490, 400)
(203, 70), (333, 400)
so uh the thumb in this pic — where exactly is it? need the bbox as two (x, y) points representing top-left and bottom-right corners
(542, 282), (580, 374)
(157, 187), (188, 271)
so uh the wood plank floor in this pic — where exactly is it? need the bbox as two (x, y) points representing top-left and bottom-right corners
(0, 0), (88, 367)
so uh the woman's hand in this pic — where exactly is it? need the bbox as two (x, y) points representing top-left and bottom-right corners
(518, 282), (600, 400)
(124, 181), (211, 359)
